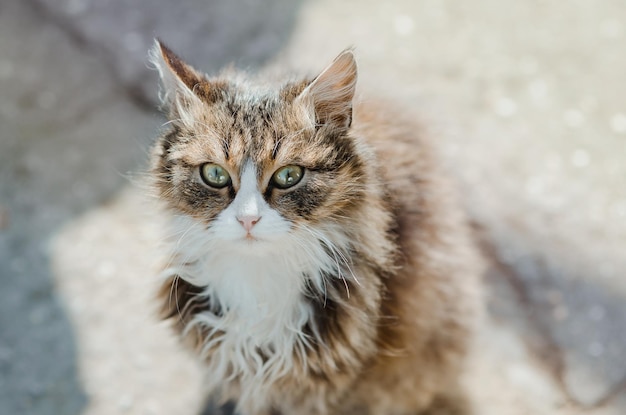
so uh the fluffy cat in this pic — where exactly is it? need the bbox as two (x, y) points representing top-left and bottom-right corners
(149, 40), (481, 415)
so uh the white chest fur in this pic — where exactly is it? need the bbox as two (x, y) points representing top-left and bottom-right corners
(161, 214), (353, 403)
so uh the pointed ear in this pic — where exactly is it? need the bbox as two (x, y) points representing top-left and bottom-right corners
(296, 49), (357, 129)
(149, 39), (205, 122)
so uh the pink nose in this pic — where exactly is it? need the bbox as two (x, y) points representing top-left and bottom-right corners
(237, 215), (261, 232)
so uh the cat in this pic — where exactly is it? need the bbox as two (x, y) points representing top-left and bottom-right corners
(149, 40), (481, 415)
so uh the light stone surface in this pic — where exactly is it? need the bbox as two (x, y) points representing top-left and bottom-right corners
(1, 0), (625, 414)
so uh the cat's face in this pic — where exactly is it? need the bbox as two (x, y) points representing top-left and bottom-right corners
(151, 43), (364, 253)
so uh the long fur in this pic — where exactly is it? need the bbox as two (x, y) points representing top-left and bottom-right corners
(149, 41), (481, 415)
(160, 214), (359, 411)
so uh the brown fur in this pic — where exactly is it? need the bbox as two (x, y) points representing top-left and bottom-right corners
(150, 41), (481, 415)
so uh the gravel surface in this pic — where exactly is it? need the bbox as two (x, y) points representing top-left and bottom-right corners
(1, 0), (624, 414)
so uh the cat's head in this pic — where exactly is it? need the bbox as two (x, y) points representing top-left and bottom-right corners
(150, 41), (367, 255)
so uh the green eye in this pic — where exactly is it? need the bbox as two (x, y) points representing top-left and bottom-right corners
(200, 163), (231, 188)
(272, 165), (304, 189)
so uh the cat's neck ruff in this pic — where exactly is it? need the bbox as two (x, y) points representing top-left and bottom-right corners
(162, 213), (352, 390)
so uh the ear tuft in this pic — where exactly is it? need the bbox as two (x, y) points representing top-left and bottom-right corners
(297, 49), (357, 129)
(149, 39), (205, 121)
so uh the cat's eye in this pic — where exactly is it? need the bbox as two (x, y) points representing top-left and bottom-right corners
(200, 163), (231, 188)
(272, 165), (303, 189)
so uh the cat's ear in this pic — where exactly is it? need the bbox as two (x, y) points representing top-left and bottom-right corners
(150, 39), (204, 122)
(296, 49), (357, 129)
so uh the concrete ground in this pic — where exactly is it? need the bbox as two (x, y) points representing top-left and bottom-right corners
(1, 0), (624, 414)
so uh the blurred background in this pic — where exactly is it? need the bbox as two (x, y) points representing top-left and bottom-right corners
(1, 0), (625, 414)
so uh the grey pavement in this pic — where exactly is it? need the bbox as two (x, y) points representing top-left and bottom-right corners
(1, 0), (625, 414)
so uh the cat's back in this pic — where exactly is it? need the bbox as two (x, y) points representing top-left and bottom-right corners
(352, 98), (463, 232)
(354, 95), (480, 334)
(353, 97), (481, 287)
(345, 97), (481, 414)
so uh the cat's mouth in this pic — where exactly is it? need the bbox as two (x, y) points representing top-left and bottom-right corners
(242, 230), (270, 244)
(239, 233), (277, 254)
(244, 233), (258, 242)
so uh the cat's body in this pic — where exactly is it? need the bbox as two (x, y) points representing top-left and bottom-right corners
(150, 42), (481, 415)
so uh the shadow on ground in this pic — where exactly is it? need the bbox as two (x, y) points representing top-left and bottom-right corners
(478, 221), (626, 410)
